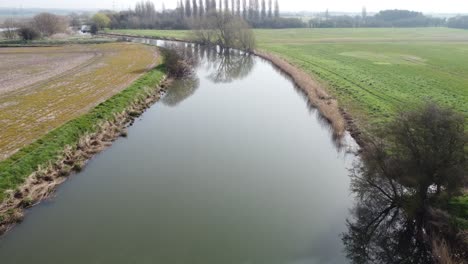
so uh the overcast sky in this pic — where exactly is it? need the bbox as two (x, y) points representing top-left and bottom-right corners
(1, 0), (468, 13)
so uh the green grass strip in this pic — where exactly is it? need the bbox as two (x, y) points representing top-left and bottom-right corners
(0, 65), (166, 201)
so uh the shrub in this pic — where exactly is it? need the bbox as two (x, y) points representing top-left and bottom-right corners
(17, 26), (40, 41)
(160, 47), (194, 78)
(32, 13), (68, 37)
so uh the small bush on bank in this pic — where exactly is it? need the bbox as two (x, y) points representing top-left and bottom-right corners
(17, 27), (40, 41)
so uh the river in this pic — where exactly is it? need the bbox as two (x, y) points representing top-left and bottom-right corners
(0, 40), (356, 263)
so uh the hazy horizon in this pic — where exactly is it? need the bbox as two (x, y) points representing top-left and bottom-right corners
(1, 0), (468, 14)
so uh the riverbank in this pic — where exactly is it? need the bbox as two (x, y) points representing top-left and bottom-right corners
(254, 51), (348, 139)
(0, 65), (168, 235)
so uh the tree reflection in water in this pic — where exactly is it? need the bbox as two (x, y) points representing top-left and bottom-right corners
(342, 166), (434, 263)
(161, 43), (255, 106)
(343, 145), (466, 264)
(203, 48), (255, 83)
(342, 103), (468, 264)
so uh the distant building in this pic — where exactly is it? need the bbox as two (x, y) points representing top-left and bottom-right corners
(81, 25), (91, 33)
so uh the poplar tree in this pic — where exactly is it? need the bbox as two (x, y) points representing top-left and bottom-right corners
(199, 0), (205, 16)
(261, 0), (266, 20)
(211, 0), (217, 12)
(185, 0), (192, 17)
(274, 0), (279, 18)
(242, 0), (247, 19)
(192, 0), (198, 17)
(179, 0), (185, 19)
(268, 0), (272, 18)
(254, 0), (260, 21)
(225, 0), (229, 13)
(205, 0), (211, 13)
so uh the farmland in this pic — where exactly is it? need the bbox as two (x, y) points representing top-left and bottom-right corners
(0, 43), (158, 160)
(255, 28), (468, 130)
(109, 28), (468, 130)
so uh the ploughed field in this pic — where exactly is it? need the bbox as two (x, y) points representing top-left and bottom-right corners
(0, 43), (158, 160)
(109, 28), (468, 130)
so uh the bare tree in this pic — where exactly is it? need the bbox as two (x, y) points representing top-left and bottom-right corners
(33, 13), (68, 37)
(236, 0), (241, 16)
(1, 18), (18, 39)
(69, 13), (81, 29)
(192, 12), (256, 51)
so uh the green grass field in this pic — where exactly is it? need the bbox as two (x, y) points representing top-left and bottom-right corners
(106, 29), (190, 40)
(110, 27), (468, 130)
(255, 28), (468, 129)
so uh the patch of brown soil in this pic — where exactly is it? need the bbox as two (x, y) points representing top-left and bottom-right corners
(0, 47), (97, 95)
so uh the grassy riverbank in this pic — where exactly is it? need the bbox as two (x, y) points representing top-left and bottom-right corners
(0, 65), (166, 202)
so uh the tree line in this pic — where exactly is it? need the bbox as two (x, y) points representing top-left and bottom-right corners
(103, 0), (304, 29)
(1, 13), (69, 41)
(309, 9), (447, 28)
(447, 15), (468, 29)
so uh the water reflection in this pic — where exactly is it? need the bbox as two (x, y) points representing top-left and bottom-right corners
(130, 37), (357, 150)
(342, 173), (434, 263)
(204, 49), (255, 83)
(134, 38), (255, 84)
(162, 77), (200, 107)
(156, 41), (255, 108)
(341, 154), (460, 263)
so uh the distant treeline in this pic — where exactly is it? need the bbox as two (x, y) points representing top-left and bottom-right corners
(309, 9), (447, 28)
(447, 15), (468, 29)
(104, 0), (304, 29)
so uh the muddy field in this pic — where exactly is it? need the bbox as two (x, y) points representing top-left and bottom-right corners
(0, 43), (159, 160)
